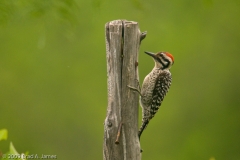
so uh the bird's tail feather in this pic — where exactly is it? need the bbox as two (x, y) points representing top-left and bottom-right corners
(138, 120), (149, 139)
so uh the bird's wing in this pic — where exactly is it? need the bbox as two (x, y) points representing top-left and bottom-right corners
(138, 71), (172, 138)
(150, 71), (172, 118)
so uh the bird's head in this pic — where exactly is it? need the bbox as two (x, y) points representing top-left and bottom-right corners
(145, 51), (174, 70)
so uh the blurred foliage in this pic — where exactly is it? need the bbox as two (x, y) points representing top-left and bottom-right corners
(0, 129), (26, 160)
(0, 0), (240, 160)
(0, 0), (79, 26)
(0, 129), (8, 141)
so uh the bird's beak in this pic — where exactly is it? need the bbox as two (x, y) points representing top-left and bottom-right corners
(144, 51), (156, 59)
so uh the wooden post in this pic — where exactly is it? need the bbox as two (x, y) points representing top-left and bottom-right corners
(103, 20), (146, 160)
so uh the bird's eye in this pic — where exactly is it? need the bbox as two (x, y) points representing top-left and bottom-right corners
(159, 53), (164, 58)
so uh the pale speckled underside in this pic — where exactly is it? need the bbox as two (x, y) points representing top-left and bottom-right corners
(139, 68), (172, 137)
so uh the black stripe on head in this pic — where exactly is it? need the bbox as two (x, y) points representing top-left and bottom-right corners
(155, 53), (170, 69)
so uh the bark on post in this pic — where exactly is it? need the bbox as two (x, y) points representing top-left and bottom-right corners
(103, 20), (146, 160)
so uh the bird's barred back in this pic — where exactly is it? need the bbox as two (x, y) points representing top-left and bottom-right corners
(149, 71), (172, 117)
(138, 70), (172, 138)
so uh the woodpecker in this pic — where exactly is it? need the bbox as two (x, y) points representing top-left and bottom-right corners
(129, 51), (174, 139)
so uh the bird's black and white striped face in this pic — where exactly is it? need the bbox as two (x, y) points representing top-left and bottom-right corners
(145, 51), (174, 70)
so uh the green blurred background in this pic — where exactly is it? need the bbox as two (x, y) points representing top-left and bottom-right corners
(0, 0), (240, 159)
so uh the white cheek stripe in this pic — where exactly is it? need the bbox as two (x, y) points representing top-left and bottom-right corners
(160, 57), (169, 66)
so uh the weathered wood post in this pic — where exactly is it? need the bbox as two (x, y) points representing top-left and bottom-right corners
(103, 20), (146, 160)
